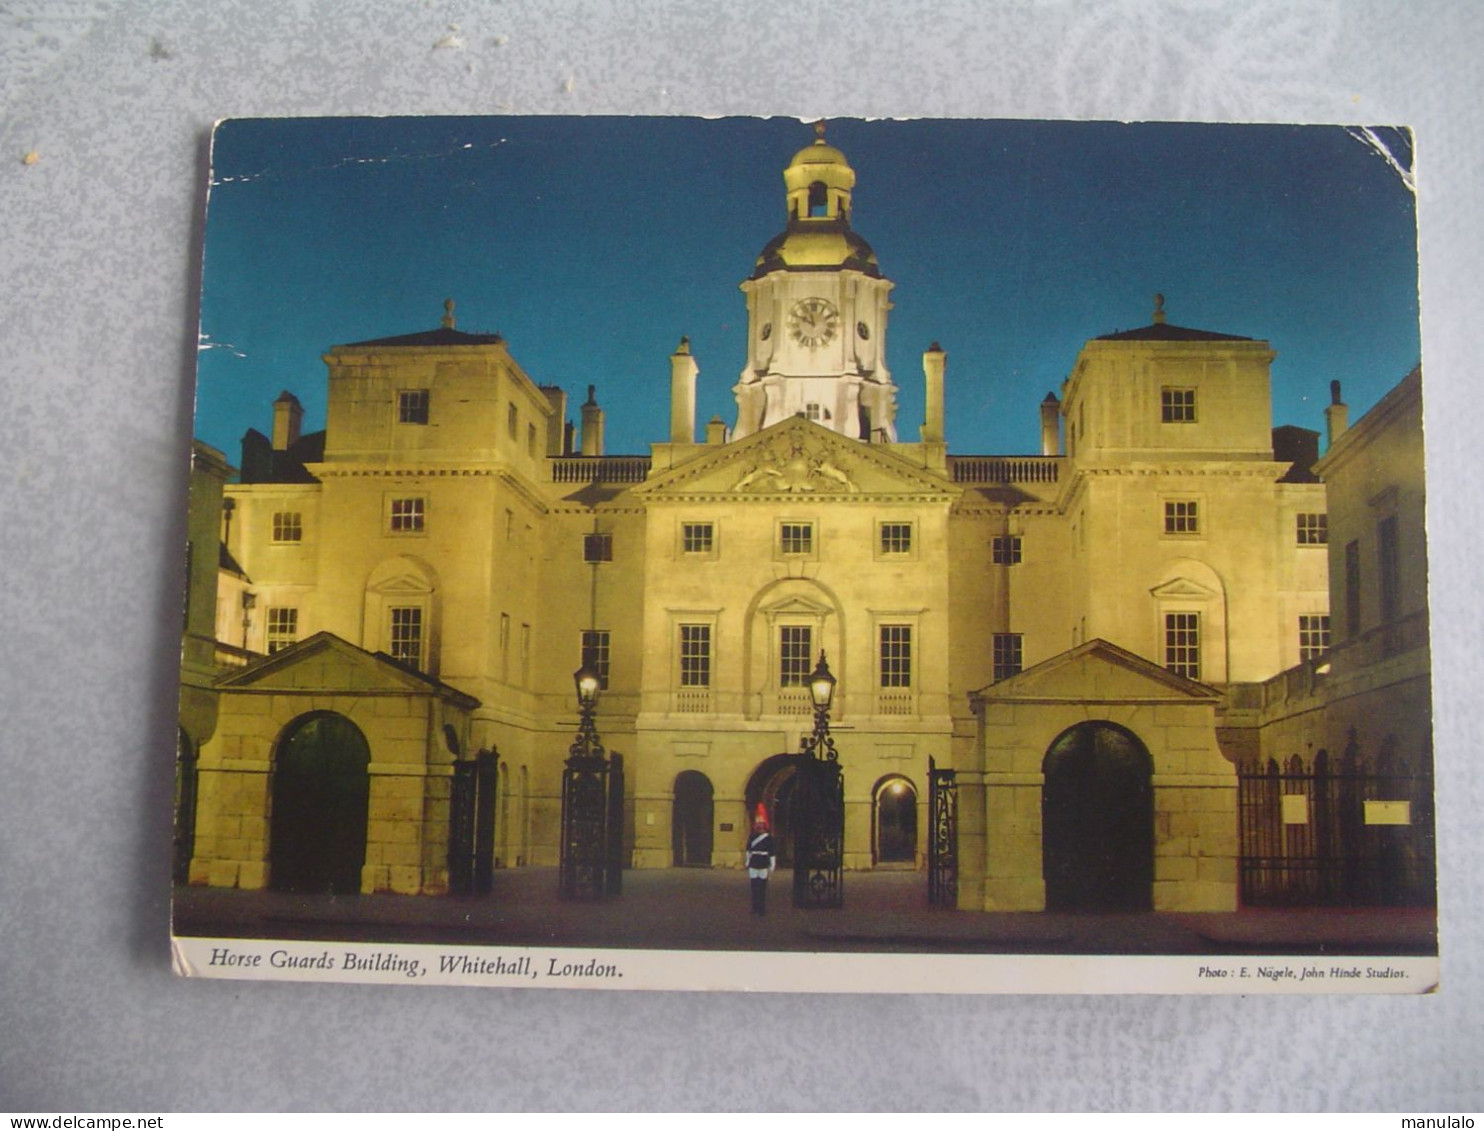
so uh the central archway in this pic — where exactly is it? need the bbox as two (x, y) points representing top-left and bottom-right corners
(1042, 721), (1153, 912)
(270, 712), (371, 894)
(744, 754), (800, 867)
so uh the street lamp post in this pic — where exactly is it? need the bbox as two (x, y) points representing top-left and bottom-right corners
(559, 663), (618, 899)
(793, 651), (845, 909)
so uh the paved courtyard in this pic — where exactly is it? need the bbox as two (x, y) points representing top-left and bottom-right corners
(172, 867), (1437, 956)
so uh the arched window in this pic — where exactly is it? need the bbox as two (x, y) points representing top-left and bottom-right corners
(808, 181), (828, 217)
(363, 555), (440, 675)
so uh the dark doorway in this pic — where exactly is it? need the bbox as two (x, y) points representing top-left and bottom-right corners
(270, 712), (371, 894)
(873, 776), (918, 864)
(1042, 721), (1153, 912)
(672, 770), (714, 867)
(745, 754), (799, 867)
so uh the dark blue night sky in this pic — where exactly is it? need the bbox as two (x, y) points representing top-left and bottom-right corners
(195, 116), (1419, 461)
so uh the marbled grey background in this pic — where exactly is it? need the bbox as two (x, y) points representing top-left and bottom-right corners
(1, 0), (1479, 1112)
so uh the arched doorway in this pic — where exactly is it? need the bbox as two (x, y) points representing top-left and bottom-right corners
(672, 771), (715, 867)
(1042, 721), (1153, 912)
(873, 775), (917, 864)
(745, 754), (799, 867)
(270, 712), (371, 894)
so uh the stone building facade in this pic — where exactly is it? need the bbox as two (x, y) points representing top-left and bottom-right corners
(178, 128), (1389, 912)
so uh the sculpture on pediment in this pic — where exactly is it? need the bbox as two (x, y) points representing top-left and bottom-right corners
(732, 430), (860, 494)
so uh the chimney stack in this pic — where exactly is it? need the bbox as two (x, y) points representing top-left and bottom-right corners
(272, 391), (303, 452)
(540, 386), (568, 457)
(705, 415), (728, 445)
(922, 343), (946, 444)
(1325, 379), (1349, 446)
(1040, 392), (1061, 456)
(580, 384), (605, 456)
(670, 336), (699, 445)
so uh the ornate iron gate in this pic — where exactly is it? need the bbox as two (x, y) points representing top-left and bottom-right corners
(1238, 751), (1435, 907)
(792, 753), (844, 909)
(448, 749), (499, 896)
(173, 733), (199, 885)
(560, 750), (610, 900)
(927, 756), (958, 907)
(473, 749), (497, 894)
(605, 752), (625, 896)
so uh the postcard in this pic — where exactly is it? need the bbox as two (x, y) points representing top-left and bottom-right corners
(171, 116), (1436, 993)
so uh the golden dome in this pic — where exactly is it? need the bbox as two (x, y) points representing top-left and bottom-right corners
(787, 140), (851, 170)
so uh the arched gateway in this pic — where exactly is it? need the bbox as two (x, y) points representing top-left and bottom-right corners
(745, 754), (800, 867)
(270, 712), (371, 894)
(1041, 721), (1154, 912)
(672, 770), (715, 867)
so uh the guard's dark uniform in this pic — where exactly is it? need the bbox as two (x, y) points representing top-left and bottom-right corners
(746, 829), (777, 915)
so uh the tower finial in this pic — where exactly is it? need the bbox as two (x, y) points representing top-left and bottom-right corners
(442, 298), (455, 329)
(814, 119), (827, 142)
(1152, 292), (1166, 325)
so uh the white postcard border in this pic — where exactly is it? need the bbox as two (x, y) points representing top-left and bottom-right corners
(171, 936), (1437, 995)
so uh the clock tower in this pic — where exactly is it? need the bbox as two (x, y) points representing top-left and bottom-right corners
(733, 124), (898, 441)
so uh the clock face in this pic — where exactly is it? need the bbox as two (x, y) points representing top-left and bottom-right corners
(787, 297), (839, 348)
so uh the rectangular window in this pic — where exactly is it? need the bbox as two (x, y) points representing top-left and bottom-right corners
(1345, 540), (1362, 639)
(682, 522), (714, 554)
(1378, 515), (1401, 624)
(779, 626), (813, 687)
(389, 497), (424, 533)
(1161, 388), (1197, 423)
(1296, 513), (1328, 545)
(271, 512), (302, 543)
(1164, 500), (1199, 535)
(398, 389), (429, 424)
(580, 629), (611, 690)
(583, 533), (613, 562)
(679, 624), (711, 687)
(780, 522), (813, 555)
(520, 623), (531, 685)
(527, 422), (538, 456)
(992, 633), (1023, 682)
(266, 607), (298, 654)
(507, 402), (519, 438)
(805, 403), (822, 421)
(1164, 612), (1200, 680)
(879, 522), (913, 555)
(991, 535), (1022, 565)
(879, 624), (912, 688)
(389, 606), (423, 667)
(1299, 614), (1331, 662)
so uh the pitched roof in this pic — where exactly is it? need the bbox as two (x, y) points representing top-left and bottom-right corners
(1095, 321), (1252, 343)
(339, 327), (505, 349)
(238, 427), (325, 484)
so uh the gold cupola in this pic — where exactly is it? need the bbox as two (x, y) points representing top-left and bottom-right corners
(752, 121), (880, 278)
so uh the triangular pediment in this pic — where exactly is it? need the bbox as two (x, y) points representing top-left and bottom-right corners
(214, 631), (478, 707)
(369, 572), (434, 596)
(974, 638), (1219, 703)
(1149, 577), (1218, 601)
(758, 594), (835, 619)
(634, 417), (959, 499)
